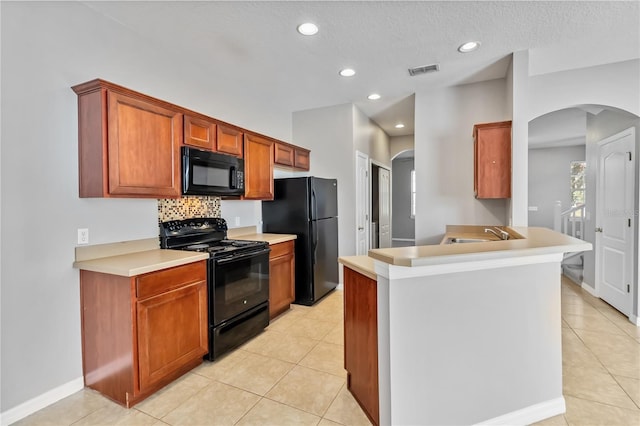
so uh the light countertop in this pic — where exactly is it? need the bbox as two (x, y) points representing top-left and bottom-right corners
(338, 255), (376, 280)
(228, 226), (296, 245)
(368, 226), (591, 268)
(73, 238), (209, 277)
(74, 249), (208, 277)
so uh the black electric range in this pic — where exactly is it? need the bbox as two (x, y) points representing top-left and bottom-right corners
(159, 218), (270, 361)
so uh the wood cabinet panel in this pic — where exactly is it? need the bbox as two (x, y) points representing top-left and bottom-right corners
(274, 143), (294, 166)
(80, 270), (135, 406)
(344, 266), (379, 426)
(73, 80), (182, 198)
(294, 148), (310, 171)
(273, 142), (310, 171)
(473, 121), (511, 199)
(244, 133), (274, 200)
(79, 260), (208, 407)
(136, 261), (205, 300)
(184, 115), (216, 150)
(137, 280), (208, 391)
(269, 240), (295, 319)
(217, 124), (244, 157)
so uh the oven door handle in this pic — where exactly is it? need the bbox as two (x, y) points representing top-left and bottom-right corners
(215, 248), (270, 264)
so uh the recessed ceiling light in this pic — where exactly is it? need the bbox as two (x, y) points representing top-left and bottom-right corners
(458, 41), (480, 53)
(297, 22), (318, 36)
(339, 68), (356, 77)
(368, 93), (381, 100)
(395, 123), (405, 129)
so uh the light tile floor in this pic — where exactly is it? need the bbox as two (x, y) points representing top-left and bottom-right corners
(15, 290), (371, 426)
(14, 276), (640, 425)
(533, 276), (640, 426)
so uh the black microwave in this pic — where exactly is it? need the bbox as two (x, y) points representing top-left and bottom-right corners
(182, 147), (245, 196)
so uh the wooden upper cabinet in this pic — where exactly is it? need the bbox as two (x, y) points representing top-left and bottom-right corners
(217, 124), (244, 157)
(243, 133), (274, 200)
(73, 79), (182, 198)
(274, 142), (294, 166)
(274, 142), (310, 171)
(294, 147), (310, 171)
(473, 121), (512, 199)
(184, 115), (216, 150)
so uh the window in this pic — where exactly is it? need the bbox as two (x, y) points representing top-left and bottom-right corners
(570, 161), (586, 208)
(411, 169), (416, 218)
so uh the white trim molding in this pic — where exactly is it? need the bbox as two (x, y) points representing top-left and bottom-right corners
(375, 253), (563, 280)
(476, 397), (566, 426)
(1, 377), (84, 426)
(581, 281), (599, 297)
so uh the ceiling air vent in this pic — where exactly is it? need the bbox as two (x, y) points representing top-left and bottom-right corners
(408, 64), (439, 76)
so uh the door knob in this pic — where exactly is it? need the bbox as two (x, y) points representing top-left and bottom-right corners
(358, 227), (364, 231)
(595, 227), (603, 233)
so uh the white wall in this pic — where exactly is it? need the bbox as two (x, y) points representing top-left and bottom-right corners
(529, 59), (640, 121)
(390, 135), (415, 159)
(528, 145), (586, 228)
(414, 79), (510, 245)
(0, 2), (292, 414)
(511, 50), (530, 226)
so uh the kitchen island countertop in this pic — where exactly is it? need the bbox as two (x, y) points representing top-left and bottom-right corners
(367, 226), (590, 267)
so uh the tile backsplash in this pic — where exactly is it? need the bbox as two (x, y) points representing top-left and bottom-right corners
(158, 196), (221, 222)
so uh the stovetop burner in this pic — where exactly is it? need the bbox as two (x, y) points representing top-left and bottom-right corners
(186, 243), (210, 250)
(159, 218), (269, 259)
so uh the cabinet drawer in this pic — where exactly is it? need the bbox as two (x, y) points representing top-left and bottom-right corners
(136, 261), (206, 300)
(269, 240), (294, 259)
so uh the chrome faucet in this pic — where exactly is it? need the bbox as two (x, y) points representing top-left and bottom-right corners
(484, 227), (510, 240)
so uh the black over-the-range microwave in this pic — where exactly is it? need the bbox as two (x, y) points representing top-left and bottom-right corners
(182, 146), (245, 196)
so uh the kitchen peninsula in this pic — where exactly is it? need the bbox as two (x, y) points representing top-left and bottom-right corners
(339, 226), (591, 426)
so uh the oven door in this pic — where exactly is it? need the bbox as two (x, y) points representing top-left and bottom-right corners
(211, 248), (270, 325)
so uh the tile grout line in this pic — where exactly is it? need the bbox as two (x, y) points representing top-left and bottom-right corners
(562, 286), (640, 414)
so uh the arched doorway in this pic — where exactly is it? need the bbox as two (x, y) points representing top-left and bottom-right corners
(528, 104), (640, 323)
(391, 149), (415, 247)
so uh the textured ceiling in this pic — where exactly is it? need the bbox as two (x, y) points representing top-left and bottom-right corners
(82, 1), (639, 138)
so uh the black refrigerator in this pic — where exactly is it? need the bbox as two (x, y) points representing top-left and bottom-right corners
(262, 177), (339, 305)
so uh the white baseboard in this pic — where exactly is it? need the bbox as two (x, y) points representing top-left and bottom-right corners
(581, 281), (599, 297)
(1, 377), (84, 426)
(476, 397), (565, 426)
(630, 314), (640, 326)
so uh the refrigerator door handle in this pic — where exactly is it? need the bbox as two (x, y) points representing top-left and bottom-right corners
(311, 188), (317, 221)
(312, 220), (318, 264)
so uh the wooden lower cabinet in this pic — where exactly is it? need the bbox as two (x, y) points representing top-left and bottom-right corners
(344, 266), (379, 426)
(269, 240), (295, 319)
(80, 261), (208, 407)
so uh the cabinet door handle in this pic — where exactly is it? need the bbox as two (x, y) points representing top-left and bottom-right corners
(595, 227), (603, 233)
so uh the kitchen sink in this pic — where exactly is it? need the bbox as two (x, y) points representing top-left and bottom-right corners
(445, 237), (493, 244)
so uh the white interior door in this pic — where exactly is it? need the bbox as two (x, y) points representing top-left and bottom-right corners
(378, 166), (391, 248)
(596, 127), (635, 317)
(355, 151), (370, 255)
